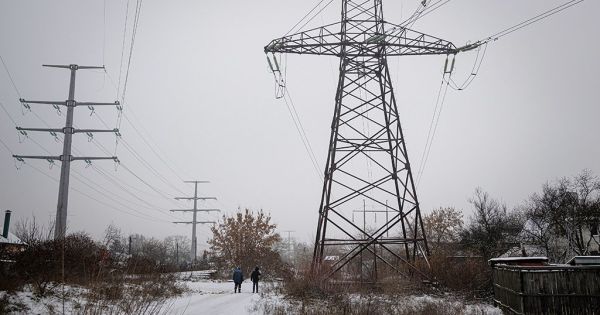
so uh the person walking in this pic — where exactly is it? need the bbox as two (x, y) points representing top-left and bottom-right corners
(250, 266), (261, 293)
(232, 266), (244, 293)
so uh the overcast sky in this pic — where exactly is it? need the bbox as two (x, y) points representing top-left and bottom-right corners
(0, 0), (598, 249)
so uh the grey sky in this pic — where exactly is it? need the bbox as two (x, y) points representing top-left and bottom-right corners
(0, 0), (598, 249)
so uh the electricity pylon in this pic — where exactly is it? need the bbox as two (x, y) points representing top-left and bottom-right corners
(171, 180), (219, 263)
(13, 64), (120, 239)
(265, 0), (477, 280)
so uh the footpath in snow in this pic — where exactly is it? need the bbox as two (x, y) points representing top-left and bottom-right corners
(168, 272), (269, 315)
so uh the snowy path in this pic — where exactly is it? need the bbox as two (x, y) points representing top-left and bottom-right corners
(168, 281), (265, 315)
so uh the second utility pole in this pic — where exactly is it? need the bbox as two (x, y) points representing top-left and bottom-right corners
(13, 64), (120, 239)
(171, 181), (219, 264)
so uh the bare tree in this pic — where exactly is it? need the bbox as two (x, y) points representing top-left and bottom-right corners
(460, 188), (524, 260)
(14, 216), (53, 244)
(521, 170), (600, 262)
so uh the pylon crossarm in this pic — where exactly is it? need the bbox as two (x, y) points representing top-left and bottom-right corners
(18, 127), (120, 134)
(13, 155), (117, 162)
(71, 156), (118, 161)
(173, 221), (216, 224)
(16, 127), (62, 133)
(380, 22), (457, 55)
(76, 101), (120, 106)
(265, 22), (343, 56)
(170, 209), (220, 212)
(19, 99), (119, 107)
(73, 128), (119, 134)
(265, 22), (457, 57)
(13, 155), (60, 161)
(43, 64), (104, 70)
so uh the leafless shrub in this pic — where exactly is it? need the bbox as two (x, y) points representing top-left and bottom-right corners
(427, 248), (491, 298)
(260, 292), (487, 315)
(14, 216), (53, 245)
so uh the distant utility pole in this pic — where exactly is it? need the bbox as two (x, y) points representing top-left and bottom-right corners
(282, 230), (295, 261)
(171, 181), (219, 263)
(13, 64), (120, 239)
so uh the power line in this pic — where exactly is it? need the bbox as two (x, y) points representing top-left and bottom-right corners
(102, 0), (107, 66)
(25, 162), (168, 223)
(417, 78), (450, 187)
(120, 0), (144, 106)
(286, 0), (335, 36)
(68, 137), (184, 216)
(0, 137), (13, 155)
(117, 0), (131, 99)
(90, 164), (181, 218)
(282, 87), (322, 179)
(485, 0), (583, 42)
(0, 100), (18, 126)
(285, 0), (327, 36)
(69, 169), (170, 222)
(286, 0), (333, 35)
(401, 0), (452, 28)
(119, 162), (177, 201)
(0, 54), (23, 98)
(122, 112), (187, 184)
(92, 110), (187, 195)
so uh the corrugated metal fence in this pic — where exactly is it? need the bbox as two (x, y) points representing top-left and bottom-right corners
(492, 264), (600, 314)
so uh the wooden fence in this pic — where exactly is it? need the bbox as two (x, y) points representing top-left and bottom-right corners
(492, 264), (600, 314)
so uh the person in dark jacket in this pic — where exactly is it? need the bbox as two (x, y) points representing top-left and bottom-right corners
(232, 266), (244, 293)
(250, 266), (261, 293)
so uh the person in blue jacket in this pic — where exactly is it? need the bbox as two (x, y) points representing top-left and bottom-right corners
(232, 266), (244, 293)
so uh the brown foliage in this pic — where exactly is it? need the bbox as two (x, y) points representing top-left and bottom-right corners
(423, 207), (464, 248)
(209, 208), (285, 276)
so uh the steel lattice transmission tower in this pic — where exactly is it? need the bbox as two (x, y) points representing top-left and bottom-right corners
(265, 0), (473, 279)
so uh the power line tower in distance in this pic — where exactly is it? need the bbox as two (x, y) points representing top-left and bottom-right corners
(171, 180), (219, 264)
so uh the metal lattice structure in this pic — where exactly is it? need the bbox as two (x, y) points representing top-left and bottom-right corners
(265, 0), (468, 280)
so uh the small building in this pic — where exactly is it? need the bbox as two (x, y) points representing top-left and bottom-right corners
(0, 210), (27, 258)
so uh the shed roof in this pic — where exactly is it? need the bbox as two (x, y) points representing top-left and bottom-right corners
(0, 232), (26, 245)
(566, 256), (600, 266)
(489, 256), (548, 267)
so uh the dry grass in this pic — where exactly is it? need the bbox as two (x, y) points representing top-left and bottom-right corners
(260, 259), (497, 315)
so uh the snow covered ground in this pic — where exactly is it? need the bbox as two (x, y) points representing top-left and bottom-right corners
(2, 272), (501, 314)
(167, 280), (267, 315)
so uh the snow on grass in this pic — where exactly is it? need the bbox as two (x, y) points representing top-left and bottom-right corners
(1, 284), (90, 314)
(2, 274), (501, 315)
